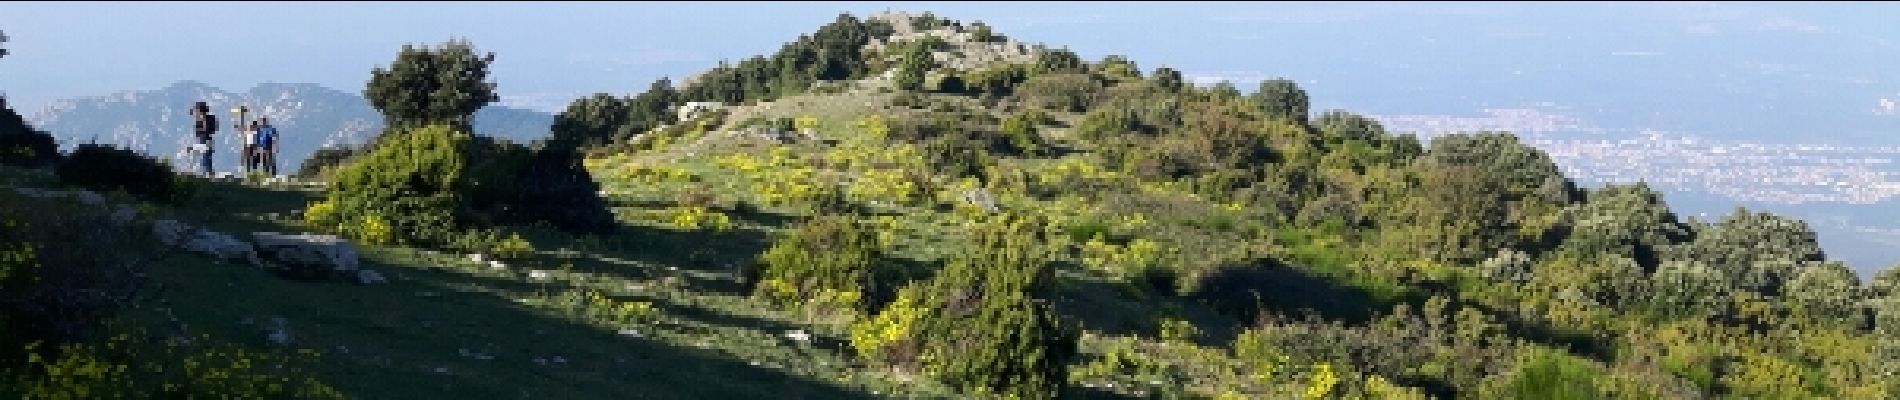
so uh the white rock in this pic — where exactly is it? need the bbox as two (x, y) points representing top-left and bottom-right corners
(152, 219), (193, 247)
(784, 330), (811, 342)
(618, 329), (644, 338)
(12, 187), (55, 198)
(109, 204), (139, 226)
(154, 219), (260, 264)
(468, 253), (486, 263)
(253, 232), (358, 272)
(528, 270), (551, 281)
(356, 269), (387, 284)
(489, 260), (507, 270)
(266, 317), (291, 346)
(70, 190), (105, 206)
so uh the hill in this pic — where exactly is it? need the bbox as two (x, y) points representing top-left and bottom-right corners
(1, 10), (1896, 399)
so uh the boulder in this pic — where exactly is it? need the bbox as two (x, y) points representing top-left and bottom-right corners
(253, 232), (360, 273)
(71, 190), (105, 206)
(356, 269), (387, 285)
(153, 219), (260, 265)
(110, 204), (139, 226)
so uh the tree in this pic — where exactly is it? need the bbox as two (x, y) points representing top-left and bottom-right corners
(1315, 110), (1387, 142)
(1253, 78), (1309, 124)
(969, 21), (998, 43)
(364, 39), (498, 131)
(1032, 47), (1084, 75)
(1152, 66), (1185, 93)
(548, 94), (629, 149)
(1556, 183), (1691, 269)
(1095, 55), (1141, 82)
(851, 216), (1075, 398)
(1667, 208), (1826, 296)
(1784, 261), (1862, 326)
(894, 39), (934, 92)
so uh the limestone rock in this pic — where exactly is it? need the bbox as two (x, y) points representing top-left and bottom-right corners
(253, 232), (359, 273)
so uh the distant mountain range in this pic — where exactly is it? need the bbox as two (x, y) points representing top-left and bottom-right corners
(26, 80), (553, 172)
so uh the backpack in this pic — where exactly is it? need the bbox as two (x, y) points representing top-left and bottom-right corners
(196, 114), (219, 142)
(258, 126), (277, 148)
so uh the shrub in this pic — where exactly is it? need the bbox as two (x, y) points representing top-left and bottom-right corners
(294, 146), (359, 179)
(0, 98), (58, 168)
(1015, 73), (1100, 112)
(851, 215), (1076, 398)
(0, 131), (56, 168)
(0, 192), (155, 363)
(756, 216), (888, 312)
(308, 125), (473, 246)
(1480, 350), (1605, 400)
(55, 144), (194, 204)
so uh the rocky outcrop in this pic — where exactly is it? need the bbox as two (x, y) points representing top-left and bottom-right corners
(153, 219), (261, 265)
(252, 232), (360, 274)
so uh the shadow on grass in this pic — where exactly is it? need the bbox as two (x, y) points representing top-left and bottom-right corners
(143, 246), (879, 399)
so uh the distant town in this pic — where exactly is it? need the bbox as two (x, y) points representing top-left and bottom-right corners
(1380, 108), (1900, 205)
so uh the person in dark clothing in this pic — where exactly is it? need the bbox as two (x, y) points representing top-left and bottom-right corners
(190, 101), (217, 175)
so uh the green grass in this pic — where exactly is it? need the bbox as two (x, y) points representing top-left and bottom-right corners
(0, 89), (1359, 399)
(87, 178), (963, 399)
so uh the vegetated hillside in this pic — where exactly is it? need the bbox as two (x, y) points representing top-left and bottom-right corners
(566, 11), (1900, 398)
(1, 11), (1895, 399)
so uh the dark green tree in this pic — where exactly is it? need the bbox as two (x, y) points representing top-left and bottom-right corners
(1252, 78), (1309, 124)
(548, 94), (629, 149)
(363, 39), (498, 131)
(894, 39), (934, 92)
(1668, 208), (1827, 296)
(853, 216), (1076, 398)
(1152, 66), (1185, 93)
(1032, 47), (1084, 75)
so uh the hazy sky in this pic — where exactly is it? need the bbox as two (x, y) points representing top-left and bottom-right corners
(4, 1), (1895, 117)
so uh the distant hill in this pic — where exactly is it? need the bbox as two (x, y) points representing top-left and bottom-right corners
(26, 80), (552, 172)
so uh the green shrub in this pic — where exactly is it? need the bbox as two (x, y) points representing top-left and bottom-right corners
(756, 216), (889, 312)
(851, 215), (1076, 398)
(308, 124), (473, 246)
(1015, 73), (1100, 112)
(294, 146), (359, 179)
(1481, 350), (1605, 400)
(55, 144), (194, 204)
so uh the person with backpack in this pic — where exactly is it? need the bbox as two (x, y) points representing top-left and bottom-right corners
(256, 118), (279, 176)
(189, 101), (218, 175)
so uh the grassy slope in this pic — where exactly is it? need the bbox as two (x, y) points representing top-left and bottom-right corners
(7, 85), (1370, 399)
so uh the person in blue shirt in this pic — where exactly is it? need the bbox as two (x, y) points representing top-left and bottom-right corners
(256, 118), (279, 176)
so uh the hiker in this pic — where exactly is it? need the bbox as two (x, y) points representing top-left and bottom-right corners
(190, 101), (218, 175)
(256, 118), (279, 176)
(242, 120), (260, 174)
